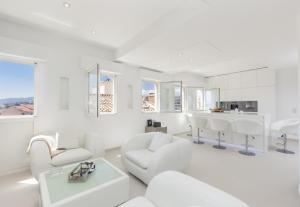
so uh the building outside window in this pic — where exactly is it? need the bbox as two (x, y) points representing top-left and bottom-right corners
(0, 60), (35, 116)
(174, 86), (182, 111)
(99, 73), (115, 113)
(87, 67), (116, 116)
(142, 80), (157, 112)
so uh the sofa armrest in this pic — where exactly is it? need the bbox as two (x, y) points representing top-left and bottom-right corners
(84, 133), (105, 158)
(145, 171), (249, 207)
(29, 141), (52, 179)
(121, 133), (154, 155)
(148, 138), (192, 178)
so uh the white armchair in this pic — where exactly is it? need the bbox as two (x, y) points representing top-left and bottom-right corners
(29, 132), (105, 179)
(121, 132), (192, 184)
(120, 171), (249, 207)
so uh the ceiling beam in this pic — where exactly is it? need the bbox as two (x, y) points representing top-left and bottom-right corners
(115, 0), (209, 60)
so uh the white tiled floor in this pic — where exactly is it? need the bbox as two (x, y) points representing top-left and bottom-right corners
(0, 135), (299, 207)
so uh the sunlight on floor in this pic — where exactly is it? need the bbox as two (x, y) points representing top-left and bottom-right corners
(18, 178), (38, 185)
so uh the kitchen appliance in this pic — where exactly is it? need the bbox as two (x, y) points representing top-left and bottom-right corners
(230, 103), (239, 110)
(220, 101), (258, 112)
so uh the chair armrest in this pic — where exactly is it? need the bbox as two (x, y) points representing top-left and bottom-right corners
(145, 171), (249, 207)
(29, 141), (52, 179)
(84, 133), (105, 158)
(121, 133), (154, 155)
(148, 138), (192, 177)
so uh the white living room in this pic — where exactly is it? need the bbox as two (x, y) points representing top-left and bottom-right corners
(0, 0), (300, 207)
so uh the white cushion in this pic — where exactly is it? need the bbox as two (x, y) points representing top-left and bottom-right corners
(148, 133), (172, 152)
(57, 132), (80, 149)
(119, 197), (155, 207)
(51, 148), (92, 166)
(125, 149), (153, 169)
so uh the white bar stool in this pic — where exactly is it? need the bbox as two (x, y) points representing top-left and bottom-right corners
(185, 113), (193, 137)
(190, 116), (207, 144)
(209, 118), (231, 150)
(234, 119), (263, 156)
(271, 119), (299, 154)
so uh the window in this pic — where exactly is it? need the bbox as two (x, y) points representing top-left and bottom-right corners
(186, 87), (204, 112)
(0, 60), (35, 117)
(204, 88), (220, 110)
(99, 73), (115, 113)
(88, 69), (98, 116)
(160, 81), (182, 112)
(88, 65), (116, 117)
(141, 80), (157, 112)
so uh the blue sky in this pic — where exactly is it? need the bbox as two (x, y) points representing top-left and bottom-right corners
(0, 60), (34, 99)
(142, 80), (155, 91)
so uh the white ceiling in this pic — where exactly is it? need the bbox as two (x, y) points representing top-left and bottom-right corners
(0, 0), (299, 76)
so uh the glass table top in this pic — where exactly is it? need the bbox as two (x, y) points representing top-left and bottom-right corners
(44, 159), (122, 204)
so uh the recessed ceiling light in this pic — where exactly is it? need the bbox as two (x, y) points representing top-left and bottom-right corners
(63, 2), (71, 8)
(92, 30), (96, 35)
(178, 52), (183, 57)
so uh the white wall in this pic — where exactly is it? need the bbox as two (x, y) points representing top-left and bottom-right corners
(276, 67), (298, 120)
(206, 68), (277, 120)
(0, 18), (205, 175)
(82, 59), (205, 149)
(297, 12), (300, 196)
(0, 18), (114, 175)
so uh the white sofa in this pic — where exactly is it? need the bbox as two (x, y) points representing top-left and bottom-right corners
(29, 132), (105, 179)
(120, 171), (249, 207)
(121, 132), (192, 184)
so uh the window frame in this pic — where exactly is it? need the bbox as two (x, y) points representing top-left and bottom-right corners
(0, 58), (37, 119)
(186, 86), (205, 112)
(204, 88), (220, 111)
(87, 64), (118, 117)
(87, 65), (99, 117)
(141, 79), (159, 113)
(159, 81), (183, 113)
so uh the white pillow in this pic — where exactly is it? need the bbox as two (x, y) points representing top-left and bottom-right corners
(148, 133), (172, 152)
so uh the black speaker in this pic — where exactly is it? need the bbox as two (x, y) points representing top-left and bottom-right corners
(153, 122), (161, 127)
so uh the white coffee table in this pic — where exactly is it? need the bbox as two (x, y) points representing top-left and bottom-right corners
(39, 158), (129, 207)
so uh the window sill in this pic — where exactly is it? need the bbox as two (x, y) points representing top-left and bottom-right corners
(86, 112), (118, 118)
(0, 115), (35, 123)
(99, 112), (117, 115)
(141, 111), (160, 114)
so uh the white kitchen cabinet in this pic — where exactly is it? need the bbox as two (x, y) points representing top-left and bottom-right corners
(257, 86), (276, 120)
(227, 89), (242, 101)
(206, 77), (216, 88)
(240, 70), (257, 88)
(257, 68), (276, 86)
(215, 75), (228, 89)
(220, 89), (229, 102)
(240, 88), (258, 101)
(227, 73), (241, 89)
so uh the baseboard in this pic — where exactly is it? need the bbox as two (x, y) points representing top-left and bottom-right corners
(173, 130), (190, 136)
(0, 166), (30, 177)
